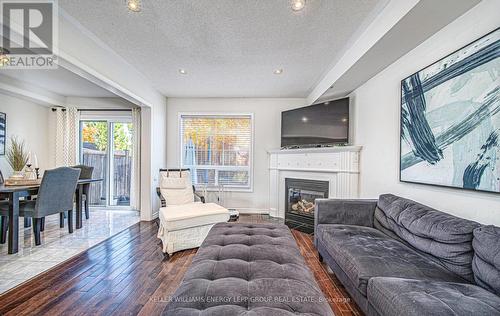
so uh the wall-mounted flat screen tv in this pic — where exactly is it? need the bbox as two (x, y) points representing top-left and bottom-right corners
(281, 98), (349, 148)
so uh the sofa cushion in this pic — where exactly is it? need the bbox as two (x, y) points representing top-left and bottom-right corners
(316, 224), (465, 295)
(473, 225), (500, 295)
(375, 194), (481, 281)
(368, 277), (500, 316)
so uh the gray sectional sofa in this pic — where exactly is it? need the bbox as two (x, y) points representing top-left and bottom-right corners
(314, 194), (500, 316)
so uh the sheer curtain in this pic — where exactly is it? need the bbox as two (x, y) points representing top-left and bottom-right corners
(130, 107), (141, 210)
(54, 107), (79, 167)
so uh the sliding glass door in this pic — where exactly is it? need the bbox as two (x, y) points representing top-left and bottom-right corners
(81, 121), (108, 207)
(80, 120), (133, 208)
(110, 122), (133, 206)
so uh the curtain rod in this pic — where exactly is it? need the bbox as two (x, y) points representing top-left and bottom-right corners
(51, 108), (133, 112)
(78, 109), (133, 112)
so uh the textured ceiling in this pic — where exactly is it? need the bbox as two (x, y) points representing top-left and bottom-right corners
(59, 0), (385, 98)
(0, 67), (115, 97)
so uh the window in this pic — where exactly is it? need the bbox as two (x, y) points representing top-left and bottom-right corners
(179, 113), (253, 191)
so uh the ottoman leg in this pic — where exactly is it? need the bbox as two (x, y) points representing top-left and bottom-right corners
(162, 252), (170, 261)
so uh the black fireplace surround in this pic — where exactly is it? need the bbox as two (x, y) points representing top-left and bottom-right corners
(285, 178), (329, 233)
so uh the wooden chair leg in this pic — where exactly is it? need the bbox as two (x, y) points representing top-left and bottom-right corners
(67, 210), (73, 234)
(40, 217), (45, 232)
(33, 218), (41, 246)
(0, 216), (8, 244)
(60, 212), (65, 228)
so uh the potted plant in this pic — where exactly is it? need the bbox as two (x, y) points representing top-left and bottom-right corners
(6, 136), (29, 179)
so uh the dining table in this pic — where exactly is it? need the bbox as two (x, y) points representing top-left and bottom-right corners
(0, 178), (103, 254)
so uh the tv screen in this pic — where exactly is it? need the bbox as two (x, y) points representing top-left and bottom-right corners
(281, 98), (349, 148)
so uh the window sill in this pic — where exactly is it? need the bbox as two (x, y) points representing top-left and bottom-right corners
(195, 186), (253, 193)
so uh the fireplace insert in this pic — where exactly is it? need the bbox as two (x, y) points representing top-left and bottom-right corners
(285, 178), (329, 234)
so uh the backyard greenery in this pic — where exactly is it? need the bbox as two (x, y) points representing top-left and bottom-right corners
(82, 122), (133, 152)
(181, 116), (252, 187)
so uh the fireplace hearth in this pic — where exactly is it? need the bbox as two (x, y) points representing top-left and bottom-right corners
(285, 178), (329, 234)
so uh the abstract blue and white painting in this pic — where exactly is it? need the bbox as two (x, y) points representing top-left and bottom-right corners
(400, 28), (500, 194)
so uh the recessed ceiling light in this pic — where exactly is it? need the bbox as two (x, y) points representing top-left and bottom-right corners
(127, 0), (141, 12)
(291, 0), (306, 11)
(273, 68), (283, 75)
(179, 69), (187, 75)
(302, 117), (308, 122)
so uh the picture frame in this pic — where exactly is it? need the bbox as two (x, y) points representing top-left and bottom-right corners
(399, 28), (500, 194)
(0, 112), (5, 156)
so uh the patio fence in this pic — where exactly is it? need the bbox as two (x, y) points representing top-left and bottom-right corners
(82, 149), (132, 206)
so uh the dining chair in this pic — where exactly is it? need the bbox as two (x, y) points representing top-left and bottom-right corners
(0, 167), (81, 246)
(72, 165), (94, 220)
(0, 200), (8, 244)
(0, 170), (7, 243)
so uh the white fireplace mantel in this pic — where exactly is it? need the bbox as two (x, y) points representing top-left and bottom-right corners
(268, 146), (362, 218)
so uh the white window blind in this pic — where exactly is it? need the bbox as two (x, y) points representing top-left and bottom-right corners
(180, 114), (253, 190)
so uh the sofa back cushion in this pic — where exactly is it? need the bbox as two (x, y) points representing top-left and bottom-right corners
(375, 194), (481, 282)
(472, 225), (500, 295)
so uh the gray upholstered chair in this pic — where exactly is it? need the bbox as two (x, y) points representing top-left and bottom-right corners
(0, 169), (7, 243)
(72, 165), (94, 220)
(0, 167), (81, 246)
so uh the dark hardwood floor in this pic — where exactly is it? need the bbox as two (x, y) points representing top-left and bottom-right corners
(0, 215), (362, 316)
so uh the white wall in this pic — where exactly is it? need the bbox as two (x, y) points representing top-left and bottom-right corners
(66, 97), (136, 109)
(0, 93), (51, 177)
(58, 12), (168, 220)
(166, 98), (306, 211)
(151, 100), (167, 217)
(352, 0), (500, 226)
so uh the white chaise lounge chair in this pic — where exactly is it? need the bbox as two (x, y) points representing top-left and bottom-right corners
(156, 169), (230, 256)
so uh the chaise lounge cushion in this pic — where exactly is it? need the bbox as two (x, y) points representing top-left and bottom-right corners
(164, 223), (333, 315)
(159, 202), (229, 231)
(159, 170), (195, 206)
(316, 224), (466, 295)
(157, 202), (230, 255)
(473, 225), (500, 295)
(368, 277), (500, 316)
(375, 194), (481, 281)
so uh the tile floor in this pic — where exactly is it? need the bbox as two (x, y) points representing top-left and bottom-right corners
(0, 209), (140, 294)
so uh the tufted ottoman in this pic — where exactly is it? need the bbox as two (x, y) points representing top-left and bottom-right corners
(164, 222), (334, 315)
